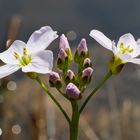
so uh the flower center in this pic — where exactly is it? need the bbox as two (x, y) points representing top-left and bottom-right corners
(119, 43), (134, 54)
(14, 48), (32, 66)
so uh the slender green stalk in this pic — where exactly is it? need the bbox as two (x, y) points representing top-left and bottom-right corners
(70, 101), (79, 140)
(36, 76), (70, 124)
(80, 70), (112, 114)
(57, 88), (68, 99)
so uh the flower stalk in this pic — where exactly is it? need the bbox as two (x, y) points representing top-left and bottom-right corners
(80, 70), (112, 114)
(70, 100), (79, 140)
(35, 76), (71, 124)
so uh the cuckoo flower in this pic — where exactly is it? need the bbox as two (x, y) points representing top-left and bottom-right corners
(90, 30), (140, 65)
(0, 26), (58, 79)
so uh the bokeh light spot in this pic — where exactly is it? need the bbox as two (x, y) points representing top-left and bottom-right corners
(67, 30), (77, 41)
(0, 128), (2, 136)
(7, 81), (17, 91)
(12, 124), (21, 135)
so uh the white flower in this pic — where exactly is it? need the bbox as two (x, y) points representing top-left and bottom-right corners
(90, 29), (140, 64)
(0, 26), (58, 79)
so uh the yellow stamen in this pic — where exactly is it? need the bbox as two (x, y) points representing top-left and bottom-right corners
(23, 48), (27, 55)
(119, 43), (134, 54)
(14, 52), (19, 59)
(13, 48), (32, 66)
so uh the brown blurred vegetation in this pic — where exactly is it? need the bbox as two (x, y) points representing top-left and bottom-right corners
(1, 76), (140, 140)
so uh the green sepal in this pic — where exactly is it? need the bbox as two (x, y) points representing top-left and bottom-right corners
(57, 57), (69, 71)
(109, 56), (125, 74)
(65, 75), (75, 84)
(74, 50), (89, 64)
(26, 72), (37, 79)
(65, 48), (73, 62)
(49, 79), (62, 89)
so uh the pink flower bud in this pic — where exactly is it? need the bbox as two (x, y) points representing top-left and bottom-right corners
(83, 58), (92, 68)
(77, 38), (88, 55)
(59, 34), (70, 50)
(49, 72), (62, 88)
(82, 67), (93, 78)
(59, 34), (72, 62)
(65, 69), (75, 84)
(58, 48), (68, 61)
(81, 67), (93, 85)
(49, 72), (60, 83)
(67, 69), (75, 80)
(66, 83), (80, 99)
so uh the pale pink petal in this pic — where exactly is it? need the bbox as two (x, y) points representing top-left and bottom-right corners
(126, 58), (140, 64)
(117, 53), (132, 62)
(90, 29), (113, 51)
(22, 50), (53, 73)
(134, 39), (140, 57)
(0, 64), (20, 79)
(0, 40), (26, 64)
(27, 26), (58, 53)
(117, 53), (140, 64)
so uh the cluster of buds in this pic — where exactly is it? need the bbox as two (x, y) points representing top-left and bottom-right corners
(49, 34), (93, 100)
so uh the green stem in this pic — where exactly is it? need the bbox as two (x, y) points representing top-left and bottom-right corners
(80, 70), (112, 114)
(36, 76), (70, 124)
(70, 101), (79, 140)
(57, 88), (68, 99)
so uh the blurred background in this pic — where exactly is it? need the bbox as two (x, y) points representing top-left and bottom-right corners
(0, 0), (140, 139)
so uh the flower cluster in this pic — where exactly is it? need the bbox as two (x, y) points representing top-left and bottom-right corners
(1, 25), (140, 140)
(0, 25), (140, 99)
(49, 34), (93, 100)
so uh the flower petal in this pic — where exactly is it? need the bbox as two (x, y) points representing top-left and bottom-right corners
(89, 29), (113, 51)
(22, 50), (53, 73)
(117, 33), (136, 48)
(126, 58), (140, 64)
(0, 64), (20, 79)
(134, 39), (140, 57)
(0, 40), (26, 64)
(27, 26), (58, 53)
(117, 53), (140, 64)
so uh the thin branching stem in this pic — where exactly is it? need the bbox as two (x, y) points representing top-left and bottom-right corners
(36, 76), (71, 124)
(80, 70), (112, 114)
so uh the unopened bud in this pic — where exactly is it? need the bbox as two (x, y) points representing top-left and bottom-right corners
(81, 67), (93, 85)
(59, 34), (70, 50)
(57, 49), (68, 70)
(58, 48), (68, 61)
(65, 69), (75, 84)
(66, 83), (80, 99)
(74, 38), (88, 63)
(49, 72), (62, 88)
(83, 58), (92, 68)
(77, 39), (88, 56)
(59, 34), (72, 62)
